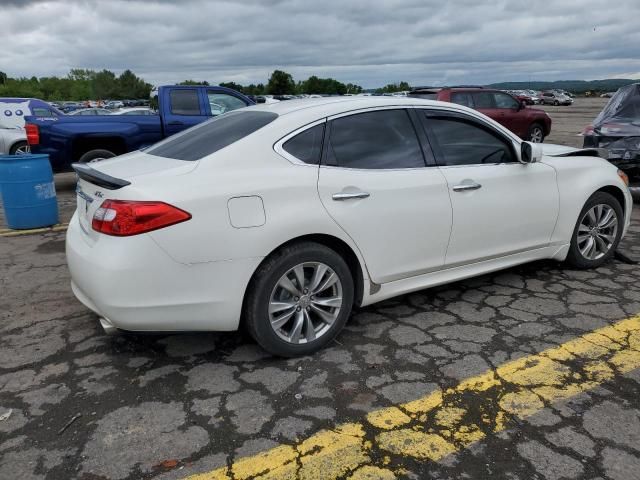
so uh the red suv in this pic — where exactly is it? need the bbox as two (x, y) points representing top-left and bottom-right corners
(408, 87), (551, 143)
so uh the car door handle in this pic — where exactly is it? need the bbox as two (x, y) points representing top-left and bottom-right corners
(167, 121), (183, 126)
(452, 182), (482, 192)
(332, 192), (370, 201)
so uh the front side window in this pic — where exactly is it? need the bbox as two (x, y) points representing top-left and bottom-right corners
(282, 123), (325, 164)
(493, 93), (519, 109)
(425, 115), (515, 166)
(170, 89), (201, 115)
(146, 110), (278, 161)
(326, 110), (424, 169)
(207, 92), (248, 116)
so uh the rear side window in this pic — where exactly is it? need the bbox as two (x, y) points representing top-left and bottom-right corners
(451, 92), (473, 107)
(170, 89), (201, 115)
(32, 107), (54, 116)
(471, 92), (496, 109)
(282, 123), (325, 164)
(326, 110), (424, 169)
(146, 111), (278, 161)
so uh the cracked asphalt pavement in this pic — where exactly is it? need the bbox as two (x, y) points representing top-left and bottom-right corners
(1, 195), (640, 479)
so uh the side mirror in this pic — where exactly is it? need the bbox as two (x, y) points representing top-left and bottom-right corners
(520, 141), (543, 164)
(520, 100), (527, 109)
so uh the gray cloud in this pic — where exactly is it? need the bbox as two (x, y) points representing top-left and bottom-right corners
(1, 0), (639, 87)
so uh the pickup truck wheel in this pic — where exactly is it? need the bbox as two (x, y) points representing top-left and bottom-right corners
(79, 149), (116, 163)
(553, 100), (559, 106)
(10, 141), (30, 155)
(527, 123), (544, 143)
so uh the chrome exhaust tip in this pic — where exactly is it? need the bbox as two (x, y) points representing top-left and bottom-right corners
(99, 317), (119, 336)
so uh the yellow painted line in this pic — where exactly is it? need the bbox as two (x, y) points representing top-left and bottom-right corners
(0, 223), (68, 237)
(183, 315), (640, 480)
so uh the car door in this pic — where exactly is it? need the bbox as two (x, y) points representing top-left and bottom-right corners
(418, 109), (559, 267)
(317, 108), (452, 284)
(164, 89), (205, 137)
(492, 92), (528, 137)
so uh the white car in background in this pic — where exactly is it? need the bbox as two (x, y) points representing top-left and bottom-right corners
(111, 107), (155, 115)
(0, 127), (29, 154)
(67, 97), (631, 356)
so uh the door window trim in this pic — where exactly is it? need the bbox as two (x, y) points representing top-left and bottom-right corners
(273, 119), (327, 166)
(320, 107), (430, 171)
(415, 108), (520, 168)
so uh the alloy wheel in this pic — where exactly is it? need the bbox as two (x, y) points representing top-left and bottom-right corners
(269, 262), (343, 344)
(14, 144), (30, 155)
(577, 204), (618, 260)
(529, 127), (543, 143)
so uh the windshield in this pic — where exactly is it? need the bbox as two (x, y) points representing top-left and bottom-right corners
(146, 110), (278, 161)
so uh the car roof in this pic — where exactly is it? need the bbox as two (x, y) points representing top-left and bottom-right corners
(248, 96), (456, 117)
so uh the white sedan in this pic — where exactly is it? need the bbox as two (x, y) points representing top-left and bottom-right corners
(67, 97), (632, 356)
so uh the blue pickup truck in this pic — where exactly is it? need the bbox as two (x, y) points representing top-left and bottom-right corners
(25, 85), (254, 172)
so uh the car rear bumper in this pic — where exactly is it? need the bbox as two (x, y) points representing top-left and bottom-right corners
(66, 212), (262, 332)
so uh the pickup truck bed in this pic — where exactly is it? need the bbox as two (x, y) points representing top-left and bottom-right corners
(25, 85), (253, 172)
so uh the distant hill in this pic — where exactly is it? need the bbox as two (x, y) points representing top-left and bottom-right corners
(487, 79), (638, 94)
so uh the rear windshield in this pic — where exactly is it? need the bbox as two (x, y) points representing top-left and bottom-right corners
(146, 110), (278, 161)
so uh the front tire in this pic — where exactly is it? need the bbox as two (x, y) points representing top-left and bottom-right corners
(565, 192), (623, 269)
(244, 242), (354, 357)
(78, 149), (116, 163)
(527, 123), (544, 143)
(553, 100), (559, 106)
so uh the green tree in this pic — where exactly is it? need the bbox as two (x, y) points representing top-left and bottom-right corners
(92, 69), (117, 99)
(178, 80), (210, 86)
(0, 71), (7, 85)
(219, 81), (244, 93)
(266, 70), (295, 95)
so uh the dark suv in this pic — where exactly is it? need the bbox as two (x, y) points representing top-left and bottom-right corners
(408, 87), (552, 143)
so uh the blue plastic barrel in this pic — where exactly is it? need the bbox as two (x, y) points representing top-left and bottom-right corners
(0, 154), (59, 229)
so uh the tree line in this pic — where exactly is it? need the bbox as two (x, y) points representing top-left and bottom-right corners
(0, 69), (152, 101)
(0, 69), (373, 100)
(179, 70), (365, 96)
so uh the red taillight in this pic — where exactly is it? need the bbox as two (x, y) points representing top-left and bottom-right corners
(25, 124), (39, 145)
(92, 200), (191, 236)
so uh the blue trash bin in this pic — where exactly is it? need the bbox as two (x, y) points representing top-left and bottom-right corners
(0, 154), (59, 229)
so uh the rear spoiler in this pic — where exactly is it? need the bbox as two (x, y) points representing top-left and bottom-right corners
(72, 163), (131, 190)
(548, 148), (609, 159)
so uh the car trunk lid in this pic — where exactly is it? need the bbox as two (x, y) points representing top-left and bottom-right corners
(72, 151), (198, 240)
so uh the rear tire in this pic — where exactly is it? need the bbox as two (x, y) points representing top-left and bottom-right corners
(10, 141), (30, 155)
(78, 149), (116, 163)
(565, 192), (623, 269)
(244, 242), (354, 357)
(527, 123), (544, 143)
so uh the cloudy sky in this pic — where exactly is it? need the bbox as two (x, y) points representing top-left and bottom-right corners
(1, 0), (639, 88)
